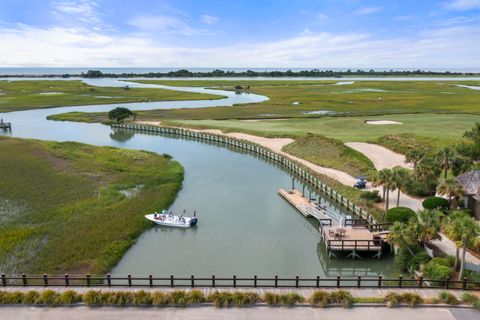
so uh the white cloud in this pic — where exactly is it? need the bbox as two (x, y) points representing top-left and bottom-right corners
(443, 0), (480, 11)
(354, 7), (382, 15)
(128, 15), (212, 36)
(0, 21), (479, 69)
(51, 0), (102, 26)
(200, 14), (218, 25)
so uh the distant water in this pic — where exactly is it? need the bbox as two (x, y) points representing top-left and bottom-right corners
(1, 67), (480, 75)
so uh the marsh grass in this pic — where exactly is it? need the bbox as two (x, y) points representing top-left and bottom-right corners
(384, 292), (423, 308)
(0, 80), (224, 112)
(0, 137), (183, 274)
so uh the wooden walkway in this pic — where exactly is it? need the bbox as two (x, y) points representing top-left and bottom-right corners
(278, 189), (334, 224)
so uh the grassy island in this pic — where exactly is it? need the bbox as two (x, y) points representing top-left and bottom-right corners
(0, 80), (224, 112)
(0, 136), (183, 274)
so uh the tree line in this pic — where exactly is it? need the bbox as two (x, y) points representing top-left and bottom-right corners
(2, 69), (479, 78)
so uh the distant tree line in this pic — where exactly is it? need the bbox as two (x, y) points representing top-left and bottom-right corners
(2, 69), (479, 78)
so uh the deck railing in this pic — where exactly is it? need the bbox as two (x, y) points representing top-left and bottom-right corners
(1, 273), (478, 290)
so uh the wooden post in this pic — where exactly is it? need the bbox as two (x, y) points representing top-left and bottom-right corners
(378, 275), (382, 288)
(357, 276), (361, 288)
(302, 185), (305, 197)
(212, 275), (216, 288)
(418, 276), (423, 288)
(463, 277), (468, 290)
(445, 277), (450, 289)
(316, 276), (320, 288)
(170, 275), (174, 288)
(107, 273), (111, 287)
(191, 275), (195, 288)
(149, 275), (153, 288)
(43, 274), (48, 287)
(86, 274), (91, 287)
(398, 276), (403, 288)
(295, 275), (299, 288)
(336, 275), (340, 288)
(233, 275), (237, 288)
(22, 273), (27, 287)
(274, 275), (278, 288)
(292, 177), (295, 190)
(65, 273), (69, 287)
(128, 274), (132, 287)
(309, 189), (312, 202)
(254, 275), (257, 288)
(1, 273), (6, 287)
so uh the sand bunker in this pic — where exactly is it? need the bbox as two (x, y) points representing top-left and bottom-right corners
(365, 120), (402, 125)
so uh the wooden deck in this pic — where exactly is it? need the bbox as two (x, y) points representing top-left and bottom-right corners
(277, 188), (332, 223)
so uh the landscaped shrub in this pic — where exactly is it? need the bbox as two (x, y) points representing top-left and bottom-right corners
(428, 257), (453, 268)
(423, 260), (453, 281)
(401, 293), (423, 307)
(263, 292), (282, 306)
(36, 290), (60, 305)
(22, 291), (40, 304)
(231, 292), (259, 307)
(57, 290), (82, 305)
(405, 179), (433, 197)
(422, 197), (450, 211)
(151, 292), (168, 306)
(386, 207), (416, 223)
(309, 290), (330, 308)
(437, 291), (459, 305)
(105, 291), (134, 305)
(0, 291), (24, 304)
(360, 190), (382, 203)
(461, 292), (480, 309)
(132, 290), (152, 305)
(280, 293), (304, 306)
(329, 290), (354, 308)
(168, 291), (188, 306)
(82, 290), (104, 306)
(209, 291), (233, 308)
(384, 292), (401, 308)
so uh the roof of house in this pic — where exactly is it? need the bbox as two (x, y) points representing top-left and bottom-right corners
(456, 170), (480, 195)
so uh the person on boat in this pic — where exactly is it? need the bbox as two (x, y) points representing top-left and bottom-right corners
(169, 212), (173, 217)
(154, 213), (157, 219)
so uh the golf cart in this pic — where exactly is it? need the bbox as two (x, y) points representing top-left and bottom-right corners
(353, 176), (367, 189)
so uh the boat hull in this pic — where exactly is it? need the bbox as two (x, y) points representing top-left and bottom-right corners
(145, 213), (197, 228)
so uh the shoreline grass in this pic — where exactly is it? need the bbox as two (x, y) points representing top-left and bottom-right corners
(0, 136), (183, 274)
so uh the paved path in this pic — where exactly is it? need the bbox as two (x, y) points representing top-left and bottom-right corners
(432, 234), (480, 268)
(346, 142), (412, 170)
(0, 306), (477, 320)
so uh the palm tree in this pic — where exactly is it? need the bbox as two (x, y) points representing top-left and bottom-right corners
(436, 147), (457, 179)
(445, 211), (466, 271)
(405, 149), (425, 174)
(373, 169), (391, 201)
(388, 222), (415, 257)
(437, 178), (464, 209)
(391, 166), (410, 207)
(409, 209), (442, 246)
(383, 170), (396, 213)
(448, 214), (480, 280)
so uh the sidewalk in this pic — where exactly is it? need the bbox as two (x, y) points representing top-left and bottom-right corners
(0, 306), (477, 320)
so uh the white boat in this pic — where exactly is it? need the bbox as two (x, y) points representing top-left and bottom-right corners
(145, 210), (198, 228)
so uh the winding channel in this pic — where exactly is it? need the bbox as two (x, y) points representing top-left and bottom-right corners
(0, 79), (393, 277)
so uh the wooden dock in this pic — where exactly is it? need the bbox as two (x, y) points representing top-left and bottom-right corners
(0, 121), (11, 130)
(277, 189), (333, 224)
(278, 188), (390, 259)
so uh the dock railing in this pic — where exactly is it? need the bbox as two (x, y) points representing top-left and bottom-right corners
(112, 124), (377, 224)
(1, 273), (478, 290)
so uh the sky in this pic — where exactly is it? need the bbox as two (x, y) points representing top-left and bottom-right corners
(0, 0), (479, 69)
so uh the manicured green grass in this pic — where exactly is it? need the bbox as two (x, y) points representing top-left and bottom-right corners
(166, 113), (480, 151)
(0, 137), (183, 274)
(130, 79), (480, 118)
(283, 134), (375, 177)
(0, 80), (224, 112)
